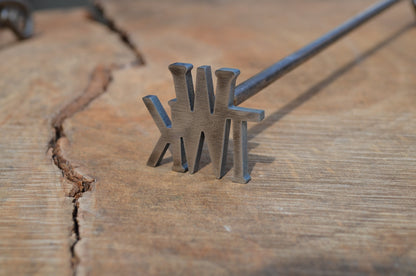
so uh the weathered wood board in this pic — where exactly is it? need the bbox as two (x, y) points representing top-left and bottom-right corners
(1, 0), (416, 275)
(0, 8), (135, 276)
(70, 0), (416, 275)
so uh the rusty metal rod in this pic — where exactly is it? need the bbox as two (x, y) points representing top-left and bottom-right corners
(234, 0), (406, 106)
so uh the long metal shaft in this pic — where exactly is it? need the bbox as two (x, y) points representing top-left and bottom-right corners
(234, 0), (403, 106)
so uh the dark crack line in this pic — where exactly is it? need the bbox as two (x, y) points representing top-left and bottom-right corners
(88, 1), (146, 66)
(70, 198), (81, 274)
(48, 65), (112, 275)
(48, 4), (148, 271)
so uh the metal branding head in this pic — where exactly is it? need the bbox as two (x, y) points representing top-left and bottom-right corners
(143, 63), (264, 183)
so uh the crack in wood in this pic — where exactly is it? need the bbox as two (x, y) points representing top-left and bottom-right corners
(46, 4), (148, 272)
(51, 127), (94, 197)
(88, 1), (146, 66)
(70, 198), (82, 275)
(48, 65), (112, 275)
(51, 65), (113, 129)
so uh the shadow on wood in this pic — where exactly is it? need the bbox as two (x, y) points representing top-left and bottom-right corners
(248, 21), (416, 140)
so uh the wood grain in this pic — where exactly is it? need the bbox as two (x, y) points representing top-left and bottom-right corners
(0, 8), (135, 275)
(62, 0), (416, 275)
(1, 1), (415, 275)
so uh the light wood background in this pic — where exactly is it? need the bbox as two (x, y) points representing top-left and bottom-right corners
(1, 0), (415, 275)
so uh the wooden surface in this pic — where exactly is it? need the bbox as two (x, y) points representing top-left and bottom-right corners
(0, 8), (135, 276)
(1, 0), (416, 275)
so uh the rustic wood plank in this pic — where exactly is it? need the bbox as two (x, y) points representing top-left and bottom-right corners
(2, 0), (415, 275)
(62, 0), (416, 274)
(0, 8), (135, 275)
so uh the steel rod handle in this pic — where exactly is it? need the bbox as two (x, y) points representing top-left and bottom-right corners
(234, 0), (405, 105)
(143, 0), (415, 183)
